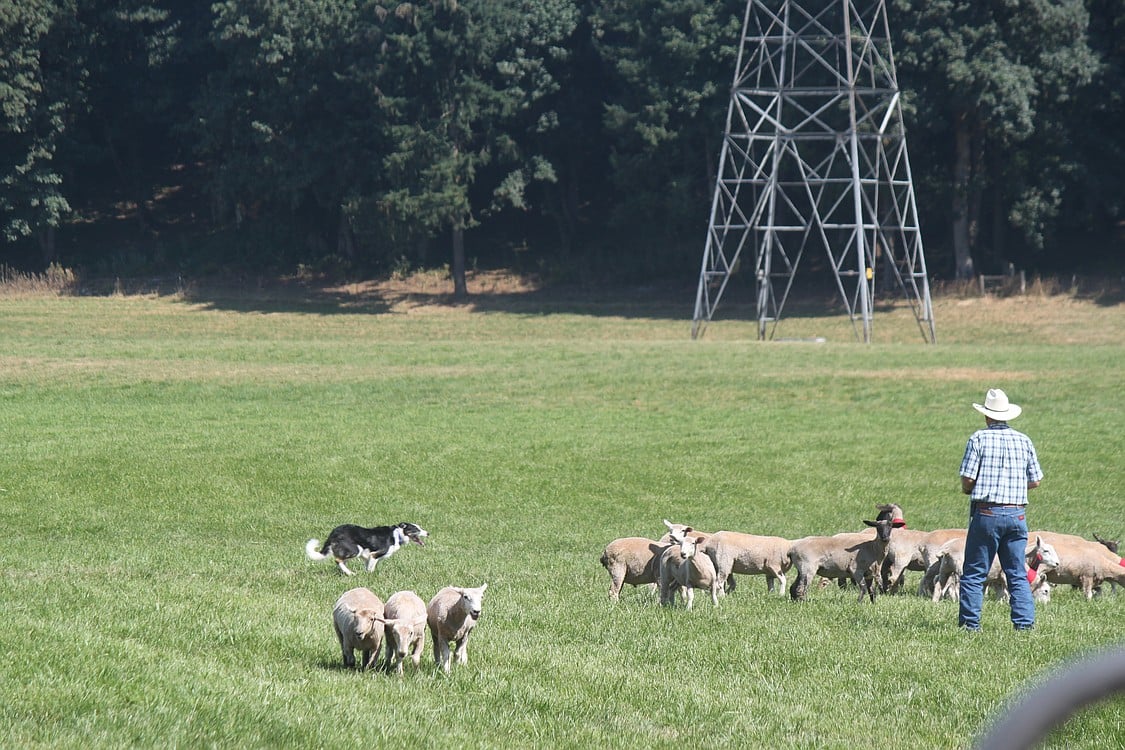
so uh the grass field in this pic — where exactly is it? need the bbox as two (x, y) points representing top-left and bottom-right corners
(1, 275), (1123, 749)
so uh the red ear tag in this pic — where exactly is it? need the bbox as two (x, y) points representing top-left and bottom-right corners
(1118, 558), (1125, 568)
(1026, 568), (1037, 583)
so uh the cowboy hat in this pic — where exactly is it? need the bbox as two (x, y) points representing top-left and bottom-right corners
(973, 388), (1022, 421)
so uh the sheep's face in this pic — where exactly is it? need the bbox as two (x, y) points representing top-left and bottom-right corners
(1032, 537), (1060, 569)
(863, 518), (906, 541)
(458, 584), (488, 620)
(355, 608), (380, 639)
(386, 621), (413, 657)
(678, 535), (700, 560)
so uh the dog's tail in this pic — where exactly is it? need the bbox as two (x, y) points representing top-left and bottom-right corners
(305, 538), (329, 561)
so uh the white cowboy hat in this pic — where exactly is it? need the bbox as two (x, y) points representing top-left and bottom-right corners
(973, 388), (1022, 421)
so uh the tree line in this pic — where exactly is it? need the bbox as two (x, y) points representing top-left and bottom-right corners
(2, 1), (1122, 294)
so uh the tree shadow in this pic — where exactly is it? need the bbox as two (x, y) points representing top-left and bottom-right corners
(156, 271), (866, 324)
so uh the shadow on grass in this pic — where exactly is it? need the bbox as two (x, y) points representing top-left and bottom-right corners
(69, 270), (1123, 322)
(161, 272), (858, 324)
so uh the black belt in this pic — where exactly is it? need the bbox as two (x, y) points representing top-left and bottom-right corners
(972, 501), (1026, 508)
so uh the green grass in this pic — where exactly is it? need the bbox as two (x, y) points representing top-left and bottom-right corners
(0, 288), (1123, 749)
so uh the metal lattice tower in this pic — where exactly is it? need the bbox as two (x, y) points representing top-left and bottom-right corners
(692, 0), (935, 342)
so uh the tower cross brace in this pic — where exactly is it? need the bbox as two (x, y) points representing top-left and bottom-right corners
(692, 0), (935, 343)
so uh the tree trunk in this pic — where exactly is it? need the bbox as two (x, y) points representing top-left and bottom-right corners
(37, 226), (57, 266)
(952, 110), (974, 279)
(451, 219), (467, 300)
(968, 123), (986, 267)
(337, 212), (355, 260)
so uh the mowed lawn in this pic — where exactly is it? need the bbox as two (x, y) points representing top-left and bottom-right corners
(1, 281), (1123, 749)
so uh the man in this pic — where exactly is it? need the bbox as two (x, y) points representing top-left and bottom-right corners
(958, 388), (1044, 631)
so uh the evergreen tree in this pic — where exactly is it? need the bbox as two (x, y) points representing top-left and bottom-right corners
(375, 0), (578, 297)
(0, 1), (74, 261)
(894, 0), (1098, 277)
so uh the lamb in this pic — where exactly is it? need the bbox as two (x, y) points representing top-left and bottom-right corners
(788, 517), (907, 602)
(599, 521), (717, 601)
(882, 528), (967, 594)
(698, 530), (792, 595)
(915, 529), (970, 598)
(989, 536), (1060, 603)
(659, 529), (720, 609)
(332, 587), (385, 670)
(600, 536), (671, 601)
(427, 584), (488, 672)
(1034, 531), (1125, 599)
(822, 503), (904, 590)
(929, 536), (1059, 603)
(379, 590), (428, 675)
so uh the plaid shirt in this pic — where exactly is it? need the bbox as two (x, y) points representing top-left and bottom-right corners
(960, 422), (1044, 505)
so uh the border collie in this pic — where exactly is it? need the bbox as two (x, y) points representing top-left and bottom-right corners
(305, 522), (428, 576)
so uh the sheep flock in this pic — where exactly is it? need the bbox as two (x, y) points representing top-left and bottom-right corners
(601, 504), (1124, 608)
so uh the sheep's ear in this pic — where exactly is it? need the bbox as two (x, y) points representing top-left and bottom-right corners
(1036, 535), (1043, 545)
(663, 519), (674, 530)
(863, 519), (877, 527)
(479, 583), (488, 592)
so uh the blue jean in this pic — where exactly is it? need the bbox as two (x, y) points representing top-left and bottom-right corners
(958, 505), (1034, 630)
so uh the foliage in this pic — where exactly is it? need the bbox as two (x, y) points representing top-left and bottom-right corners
(1, 1), (1124, 281)
(590, 0), (743, 270)
(894, 0), (1100, 276)
(0, 1), (73, 245)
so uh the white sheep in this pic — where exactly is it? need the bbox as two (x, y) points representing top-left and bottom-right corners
(698, 530), (792, 595)
(379, 590), (428, 675)
(427, 584), (488, 672)
(600, 537), (671, 601)
(1033, 531), (1125, 599)
(788, 518), (907, 602)
(989, 536), (1060, 603)
(332, 587), (385, 670)
(599, 520), (716, 601)
(659, 530), (720, 609)
(914, 529), (969, 598)
(929, 536), (1059, 603)
(883, 527), (967, 594)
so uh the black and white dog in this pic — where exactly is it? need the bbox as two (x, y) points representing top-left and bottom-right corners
(305, 522), (429, 576)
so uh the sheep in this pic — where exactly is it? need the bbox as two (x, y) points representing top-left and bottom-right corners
(379, 590), (427, 675)
(659, 530), (720, 609)
(600, 537), (672, 601)
(988, 536), (1060, 603)
(788, 518), (907, 602)
(882, 528), (967, 594)
(332, 587), (385, 670)
(598, 520), (709, 602)
(929, 536), (1059, 603)
(914, 529), (970, 598)
(698, 530), (792, 595)
(427, 584), (488, 672)
(822, 503), (904, 590)
(1033, 532), (1125, 599)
